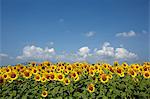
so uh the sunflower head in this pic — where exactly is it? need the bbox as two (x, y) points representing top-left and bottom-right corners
(63, 78), (70, 85)
(87, 83), (95, 93)
(34, 74), (41, 81)
(114, 61), (119, 66)
(100, 74), (109, 83)
(41, 90), (48, 97)
(0, 75), (4, 84)
(70, 71), (78, 78)
(49, 72), (56, 81)
(143, 71), (150, 79)
(41, 76), (47, 83)
(89, 70), (95, 77)
(56, 73), (64, 81)
(23, 70), (32, 79)
(128, 68), (137, 78)
(9, 71), (18, 81)
(2, 72), (9, 80)
(116, 67), (125, 77)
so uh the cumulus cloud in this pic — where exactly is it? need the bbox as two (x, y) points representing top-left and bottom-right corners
(15, 42), (138, 64)
(96, 42), (114, 57)
(116, 30), (136, 37)
(95, 42), (138, 61)
(16, 45), (55, 60)
(85, 31), (95, 37)
(115, 48), (137, 59)
(78, 47), (90, 58)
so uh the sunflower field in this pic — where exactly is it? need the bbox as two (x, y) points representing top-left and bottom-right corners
(0, 61), (150, 99)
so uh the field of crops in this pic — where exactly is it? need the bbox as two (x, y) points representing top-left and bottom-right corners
(0, 61), (150, 99)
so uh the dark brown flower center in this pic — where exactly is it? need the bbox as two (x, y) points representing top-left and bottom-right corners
(89, 85), (93, 91)
(50, 75), (54, 79)
(117, 69), (122, 73)
(145, 73), (149, 77)
(11, 73), (16, 78)
(25, 72), (29, 77)
(58, 75), (63, 79)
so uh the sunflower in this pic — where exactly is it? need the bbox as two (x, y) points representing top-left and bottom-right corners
(0, 75), (4, 84)
(63, 78), (70, 85)
(70, 71), (78, 79)
(23, 70), (32, 79)
(67, 65), (72, 71)
(100, 74), (109, 83)
(41, 90), (48, 97)
(114, 61), (119, 66)
(64, 69), (69, 75)
(116, 67), (124, 77)
(109, 67), (115, 73)
(41, 76), (47, 83)
(89, 70), (95, 77)
(122, 62), (128, 69)
(87, 83), (95, 93)
(3, 73), (9, 80)
(49, 72), (56, 81)
(4, 67), (11, 73)
(56, 67), (62, 73)
(43, 61), (51, 66)
(128, 69), (137, 78)
(56, 73), (64, 81)
(9, 71), (18, 81)
(143, 71), (150, 79)
(50, 65), (57, 70)
(32, 67), (38, 75)
(34, 74), (41, 81)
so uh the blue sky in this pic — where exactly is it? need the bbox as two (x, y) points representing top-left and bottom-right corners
(0, 0), (149, 65)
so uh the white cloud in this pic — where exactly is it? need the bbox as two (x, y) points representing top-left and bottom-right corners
(15, 42), (138, 64)
(78, 47), (90, 58)
(96, 42), (114, 57)
(95, 42), (138, 60)
(116, 30), (136, 37)
(115, 48), (137, 60)
(85, 31), (95, 37)
(17, 45), (55, 60)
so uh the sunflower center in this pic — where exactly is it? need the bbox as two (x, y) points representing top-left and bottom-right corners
(65, 79), (69, 83)
(117, 69), (122, 73)
(6, 69), (9, 72)
(36, 76), (40, 79)
(73, 73), (76, 77)
(58, 75), (63, 79)
(102, 75), (107, 81)
(130, 71), (134, 75)
(145, 73), (149, 77)
(25, 72), (30, 77)
(68, 67), (71, 70)
(11, 73), (16, 78)
(34, 70), (37, 73)
(0, 77), (4, 83)
(42, 66), (45, 70)
(50, 75), (54, 79)
(43, 92), (47, 95)
(4, 75), (7, 78)
(89, 86), (93, 91)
